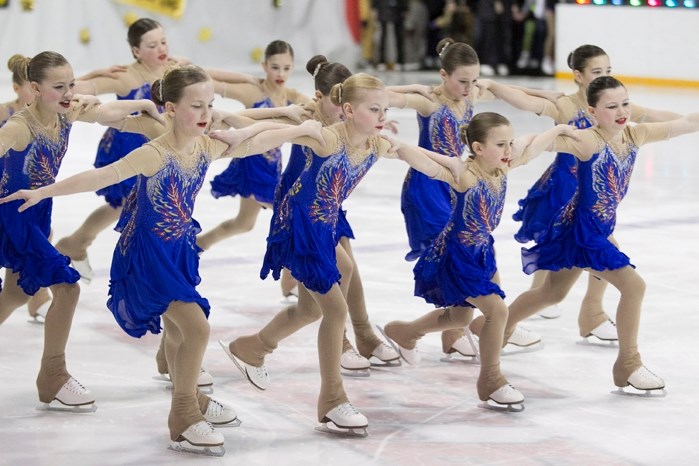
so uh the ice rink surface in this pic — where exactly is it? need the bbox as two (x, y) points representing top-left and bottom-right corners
(1, 71), (698, 466)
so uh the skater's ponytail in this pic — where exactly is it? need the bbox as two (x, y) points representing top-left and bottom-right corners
(306, 55), (351, 96)
(436, 38), (479, 74)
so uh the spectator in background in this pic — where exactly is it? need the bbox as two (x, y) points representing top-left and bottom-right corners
(359, 0), (378, 69)
(372, 0), (409, 71)
(422, 0), (447, 70)
(404, 0), (429, 71)
(474, 0), (512, 76)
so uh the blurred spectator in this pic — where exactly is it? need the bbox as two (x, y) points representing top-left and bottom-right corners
(434, 0), (474, 46)
(372, 0), (409, 70)
(473, 0), (512, 76)
(512, 0), (547, 75)
(359, 0), (378, 69)
(422, 0), (447, 70)
(404, 0), (429, 70)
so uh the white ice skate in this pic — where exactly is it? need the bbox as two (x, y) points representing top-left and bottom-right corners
(502, 326), (543, 355)
(613, 366), (666, 397)
(340, 348), (371, 377)
(37, 377), (97, 413)
(168, 421), (225, 457)
(441, 328), (480, 364)
(538, 304), (562, 319)
(153, 368), (214, 394)
(479, 384), (525, 412)
(204, 398), (241, 427)
(368, 341), (401, 367)
(315, 402), (368, 438)
(218, 340), (270, 390)
(27, 300), (50, 325)
(376, 324), (420, 365)
(70, 256), (94, 284)
(580, 320), (618, 347)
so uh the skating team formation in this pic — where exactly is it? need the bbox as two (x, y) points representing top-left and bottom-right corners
(2, 18), (698, 457)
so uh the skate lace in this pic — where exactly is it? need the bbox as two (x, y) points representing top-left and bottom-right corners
(337, 402), (360, 417)
(207, 399), (225, 417)
(190, 420), (216, 435)
(253, 365), (268, 378)
(344, 348), (364, 361)
(65, 377), (88, 394)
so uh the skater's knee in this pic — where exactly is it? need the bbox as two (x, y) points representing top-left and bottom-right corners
(618, 273), (645, 297)
(51, 282), (80, 304)
(542, 285), (568, 305)
(481, 303), (508, 324)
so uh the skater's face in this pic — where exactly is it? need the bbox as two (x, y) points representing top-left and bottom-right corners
(167, 79), (215, 137)
(31, 65), (75, 114)
(575, 54), (611, 89)
(133, 27), (169, 67)
(441, 64), (479, 100)
(472, 124), (514, 172)
(344, 89), (388, 136)
(316, 90), (344, 124)
(263, 53), (294, 88)
(589, 86), (630, 132)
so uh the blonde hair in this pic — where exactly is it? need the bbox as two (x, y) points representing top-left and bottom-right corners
(329, 72), (384, 106)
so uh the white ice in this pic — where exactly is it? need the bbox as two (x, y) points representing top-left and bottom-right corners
(1, 72), (698, 466)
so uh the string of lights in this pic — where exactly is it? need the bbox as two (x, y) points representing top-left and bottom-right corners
(574, 0), (697, 7)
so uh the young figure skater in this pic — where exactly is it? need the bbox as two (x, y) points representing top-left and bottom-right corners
(392, 37), (551, 355)
(198, 40), (311, 298)
(55, 18), (188, 283)
(478, 44), (682, 342)
(240, 54), (400, 376)
(381, 112), (576, 410)
(479, 76), (699, 395)
(218, 72), (463, 437)
(0, 51), (162, 413)
(1, 64), (324, 456)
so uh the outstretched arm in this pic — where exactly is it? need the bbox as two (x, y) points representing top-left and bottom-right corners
(477, 79), (549, 115)
(0, 166), (119, 212)
(666, 112), (699, 138)
(382, 135), (466, 184)
(511, 124), (579, 168)
(211, 119), (324, 158)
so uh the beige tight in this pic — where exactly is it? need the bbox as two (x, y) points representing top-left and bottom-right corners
(196, 197), (265, 251)
(161, 301), (210, 441)
(503, 266), (644, 387)
(55, 204), (122, 260)
(385, 293), (509, 401)
(230, 243), (354, 421)
(0, 270), (79, 402)
(531, 269), (610, 336)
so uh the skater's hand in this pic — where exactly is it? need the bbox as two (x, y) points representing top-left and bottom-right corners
(384, 120), (399, 135)
(210, 128), (250, 156)
(299, 119), (325, 146)
(381, 133), (403, 155)
(72, 94), (101, 114)
(442, 154), (468, 183)
(0, 189), (43, 212)
(556, 124), (580, 141)
(283, 104), (311, 124)
(141, 101), (166, 125)
(475, 79), (495, 92)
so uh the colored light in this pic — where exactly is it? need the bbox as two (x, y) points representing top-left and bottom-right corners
(611, 0), (623, 5)
(630, 0), (642, 5)
(593, 0), (607, 4)
(647, 0), (660, 5)
(684, 0), (696, 7)
(575, 0), (590, 4)
(665, 0), (677, 6)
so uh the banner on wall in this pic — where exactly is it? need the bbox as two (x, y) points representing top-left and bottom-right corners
(116, 0), (187, 18)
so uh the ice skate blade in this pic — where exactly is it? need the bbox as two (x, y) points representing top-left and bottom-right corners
(439, 353), (479, 364)
(501, 342), (544, 356)
(211, 418), (242, 428)
(152, 374), (215, 394)
(341, 368), (371, 378)
(577, 337), (618, 348)
(168, 442), (225, 457)
(37, 401), (97, 413)
(478, 400), (525, 412)
(27, 315), (45, 325)
(218, 340), (268, 391)
(315, 422), (368, 438)
(369, 357), (401, 368)
(612, 387), (667, 398)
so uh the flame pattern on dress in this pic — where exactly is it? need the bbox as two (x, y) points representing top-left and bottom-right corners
(590, 143), (637, 224)
(427, 103), (473, 158)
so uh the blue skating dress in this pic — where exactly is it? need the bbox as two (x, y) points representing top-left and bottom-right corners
(277, 143), (354, 241)
(414, 169), (507, 307)
(94, 84), (154, 208)
(512, 108), (593, 243)
(107, 140), (211, 338)
(210, 96), (287, 205)
(261, 131), (379, 294)
(521, 127), (644, 274)
(401, 102), (473, 260)
(0, 111), (80, 294)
